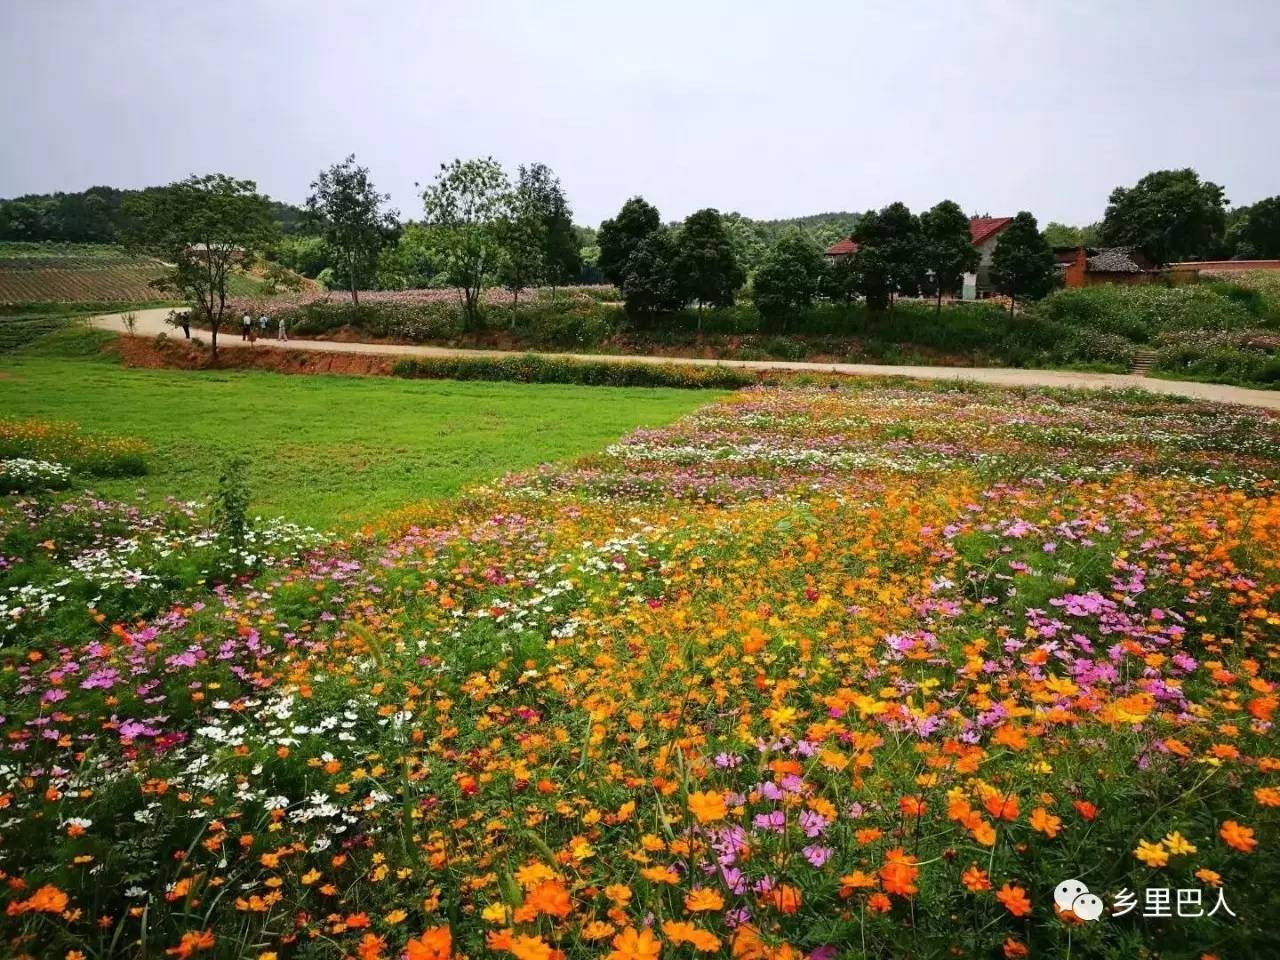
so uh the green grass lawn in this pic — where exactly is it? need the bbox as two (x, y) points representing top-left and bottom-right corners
(0, 351), (714, 528)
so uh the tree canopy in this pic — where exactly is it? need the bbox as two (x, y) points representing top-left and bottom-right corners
(621, 228), (684, 314)
(1225, 196), (1280, 259)
(674, 208), (744, 315)
(990, 211), (1058, 310)
(516, 163), (581, 287)
(597, 197), (661, 287)
(752, 228), (826, 326)
(919, 200), (979, 310)
(307, 155), (400, 305)
(1100, 168), (1227, 265)
(420, 157), (512, 323)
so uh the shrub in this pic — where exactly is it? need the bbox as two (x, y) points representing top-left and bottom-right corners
(391, 353), (755, 389)
(1034, 284), (1261, 341)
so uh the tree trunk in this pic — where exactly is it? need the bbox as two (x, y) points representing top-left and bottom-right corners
(936, 287), (943, 314)
(349, 253), (359, 306)
(1009, 295), (1016, 316)
(511, 289), (519, 329)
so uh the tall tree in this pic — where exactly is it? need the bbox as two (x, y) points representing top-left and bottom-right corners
(752, 228), (825, 328)
(675, 208), (744, 330)
(124, 174), (276, 358)
(306, 155), (400, 306)
(990, 211), (1058, 313)
(851, 202), (922, 308)
(920, 200), (979, 312)
(1226, 196), (1280, 259)
(516, 163), (581, 288)
(621, 228), (684, 315)
(1100, 168), (1227, 265)
(597, 197), (661, 287)
(420, 158), (512, 324)
(495, 187), (546, 321)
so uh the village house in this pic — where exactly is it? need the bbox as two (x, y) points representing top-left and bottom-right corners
(1054, 246), (1155, 287)
(824, 215), (1014, 300)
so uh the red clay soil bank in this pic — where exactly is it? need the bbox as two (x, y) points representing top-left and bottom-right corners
(114, 335), (398, 377)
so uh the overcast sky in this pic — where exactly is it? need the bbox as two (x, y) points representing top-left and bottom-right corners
(3, 1), (1278, 227)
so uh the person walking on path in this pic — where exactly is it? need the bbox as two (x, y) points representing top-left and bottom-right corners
(259, 314), (269, 339)
(242, 312), (252, 341)
(277, 315), (288, 342)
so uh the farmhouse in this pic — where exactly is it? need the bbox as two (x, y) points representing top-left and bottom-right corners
(1055, 245), (1155, 287)
(824, 215), (1014, 299)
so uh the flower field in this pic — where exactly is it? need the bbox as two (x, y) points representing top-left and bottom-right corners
(3, 381), (1280, 959)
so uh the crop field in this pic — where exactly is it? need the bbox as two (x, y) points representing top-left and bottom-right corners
(0, 243), (169, 304)
(2, 375), (1279, 959)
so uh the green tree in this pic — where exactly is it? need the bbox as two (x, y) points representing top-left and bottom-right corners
(1100, 168), (1227, 265)
(517, 163), (581, 288)
(990, 211), (1058, 312)
(1042, 221), (1101, 248)
(597, 197), (661, 286)
(306, 154), (400, 306)
(821, 251), (860, 305)
(851, 203), (922, 308)
(675, 208), (745, 330)
(420, 158), (512, 325)
(495, 188), (547, 321)
(752, 228), (825, 328)
(124, 174), (276, 358)
(1226, 196), (1280, 259)
(920, 199), (979, 312)
(622, 228), (684, 315)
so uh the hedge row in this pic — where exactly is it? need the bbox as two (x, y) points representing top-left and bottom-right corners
(390, 353), (756, 389)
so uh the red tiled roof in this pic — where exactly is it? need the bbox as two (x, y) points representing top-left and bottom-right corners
(824, 238), (859, 256)
(969, 216), (1013, 246)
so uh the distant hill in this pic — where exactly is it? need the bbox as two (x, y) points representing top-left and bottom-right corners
(0, 185), (313, 243)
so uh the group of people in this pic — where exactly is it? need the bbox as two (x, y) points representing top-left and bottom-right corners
(241, 312), (288, 342)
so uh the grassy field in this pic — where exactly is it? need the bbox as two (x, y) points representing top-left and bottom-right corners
(0, 349), (714, 527)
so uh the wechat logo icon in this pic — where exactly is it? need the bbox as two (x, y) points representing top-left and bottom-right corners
(1054, 878), (1104, 922)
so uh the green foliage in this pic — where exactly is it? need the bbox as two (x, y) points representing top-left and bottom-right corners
(0, 185), (310, 243)
(622, 228), (685, 314)
(373, 224), (442, 290)
(851, 202), (924, 307)
(1100, 168), (1228, 265)
(674, 208), (745, 314)
(597, 196), (661, 286)
(517, 163), (581, 285)
(392, 352), (753, 388)
(306, 154), (400, 303)
(1153, 331), (1280, 387)
(1042, 221), (1101, 248)
(990, 211), (1058, 306)
(1225, 195), (1280, 259)
(752, 228), (826, 324)
(920, 200), (979, 305)
(495, 186), (547, 313)
(420, 157), (511, 323)
(124, 174), (278, 355)
(212, 455), (251, 573)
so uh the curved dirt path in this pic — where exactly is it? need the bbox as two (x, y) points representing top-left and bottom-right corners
(89, 308), (1280, 412)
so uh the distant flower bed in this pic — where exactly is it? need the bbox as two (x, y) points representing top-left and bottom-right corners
(0, 457), (70, 493)
(0, 417), (148, 478)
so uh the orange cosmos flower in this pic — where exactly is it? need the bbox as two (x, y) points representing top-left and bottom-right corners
(10, 884), (69, 915)
(838, 870), (877, 897)
(879, 847), (919, 897)
(867, 892), (892, 913)
(983, 792), (1020, 822)
(767, 884), (802, 914)
(356, 933), (386, 960)
(688, 790), (727, 823)
(507, 934), (553, 960)
(525, 880), (572, 918)
(996, 883), (1032, 918)
(684, 888), (724, 912)
(607, 926), (661, 960)
(1073, 800), (1098, 821)
(1255, 786), (1280, 807)
(164, 930), (215, 959)
(1029, 807), (1061, 838)
(405, 926), (452, 960)
(1219, 820), (1257, 853)
(961, 864), (991, 892)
